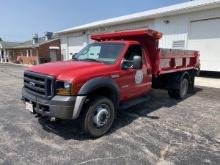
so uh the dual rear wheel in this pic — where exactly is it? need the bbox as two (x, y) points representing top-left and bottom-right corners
(168, 77), (190, 99)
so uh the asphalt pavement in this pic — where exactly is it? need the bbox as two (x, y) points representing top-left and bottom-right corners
(0, 63), (219, 165)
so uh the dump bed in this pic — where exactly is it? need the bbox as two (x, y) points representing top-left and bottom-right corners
(155, 49), (199, 76)
(91, 28), (200, 76)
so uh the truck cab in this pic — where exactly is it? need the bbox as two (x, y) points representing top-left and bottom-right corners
(22, 29), (199, 137)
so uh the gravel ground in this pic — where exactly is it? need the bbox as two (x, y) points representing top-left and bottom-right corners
(0, 63), (219, 165)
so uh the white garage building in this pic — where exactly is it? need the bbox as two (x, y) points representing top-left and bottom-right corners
(57, 0), (220, 72)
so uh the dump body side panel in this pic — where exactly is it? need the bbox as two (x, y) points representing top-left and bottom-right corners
(156, 49), (200, 76)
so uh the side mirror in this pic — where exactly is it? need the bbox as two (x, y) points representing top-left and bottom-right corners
(72, 53), (77, 59)
(133, 56), (142, 69)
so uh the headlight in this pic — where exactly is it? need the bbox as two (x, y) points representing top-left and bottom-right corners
(56, 81), (72, 96)
(64, 82), (71, 89)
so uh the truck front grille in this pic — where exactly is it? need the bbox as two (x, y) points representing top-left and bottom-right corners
(24, 71), (55, 99)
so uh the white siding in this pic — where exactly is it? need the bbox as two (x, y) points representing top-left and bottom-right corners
(87, 19), (154, 39)
(154, 14), (188, 49)
(153, 8), (220, 71)
(60, 32), (88, 60)
(188, 8), (220, 71)
(154, 7), (220, 49)
(107, 20), (154, 32)
(68, 36), (87, 54)
(188, 18), (220, 71)
(59, 7), (220, 71)
(61, 20), (154, 60)
(60, 35), (68, 60)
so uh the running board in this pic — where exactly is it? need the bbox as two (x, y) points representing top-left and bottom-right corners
(120, 95), (150, 110)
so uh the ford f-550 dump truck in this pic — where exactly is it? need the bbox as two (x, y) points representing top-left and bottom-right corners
(22, 29), (200, 137)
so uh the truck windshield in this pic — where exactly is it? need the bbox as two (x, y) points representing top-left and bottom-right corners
(74, 43), (125, 64)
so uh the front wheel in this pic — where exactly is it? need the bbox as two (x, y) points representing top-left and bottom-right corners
(82, 96), (115, 138)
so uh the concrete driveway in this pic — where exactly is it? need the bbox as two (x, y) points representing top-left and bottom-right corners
(0, 63), (219, 165)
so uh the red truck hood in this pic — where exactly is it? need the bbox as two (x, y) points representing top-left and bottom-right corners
(27, 61), (113, 81)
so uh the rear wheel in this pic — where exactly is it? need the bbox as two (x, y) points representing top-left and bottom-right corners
(179, 78), (189, 98)
(168, 77), (189, 99)
(168, 89), (176, 98)
(189, 75), (195, 93)
(82, 96), (115, 138)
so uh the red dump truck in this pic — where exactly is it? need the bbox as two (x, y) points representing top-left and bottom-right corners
(22, 29), (200, 137)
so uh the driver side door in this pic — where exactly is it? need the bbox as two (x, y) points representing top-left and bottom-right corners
(119, 45), (152, 100)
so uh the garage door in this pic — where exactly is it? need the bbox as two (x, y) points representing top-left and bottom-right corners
(188, 18), (220, 71)
(67, 36), (88, 60)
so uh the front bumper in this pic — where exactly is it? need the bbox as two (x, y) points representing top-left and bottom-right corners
(22, 88), (85, 119)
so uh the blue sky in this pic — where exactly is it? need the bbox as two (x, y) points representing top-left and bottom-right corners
(0, 0), (187, 41)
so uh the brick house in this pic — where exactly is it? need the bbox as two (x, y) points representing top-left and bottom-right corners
(0, 39), (20, 62)
(6, 32), (61, 65)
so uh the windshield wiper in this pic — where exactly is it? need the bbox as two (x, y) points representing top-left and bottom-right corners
(72, 57), (80, 61)
(82, 58), (103, 63)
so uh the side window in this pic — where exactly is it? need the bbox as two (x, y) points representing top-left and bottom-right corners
(123, 45), (144, 68)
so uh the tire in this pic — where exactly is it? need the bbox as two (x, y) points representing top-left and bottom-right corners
(82, 96), (115, 138)
(188, 75), (195, 93)
(178, 78), (189, 99)
(168, 89), (176, 98)
(168, 77), (189, 99)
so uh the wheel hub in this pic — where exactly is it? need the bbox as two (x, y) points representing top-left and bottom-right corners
(93, 106), (109, 127)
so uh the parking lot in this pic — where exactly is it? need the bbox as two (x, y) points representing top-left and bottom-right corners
(0, 63), (219, 165)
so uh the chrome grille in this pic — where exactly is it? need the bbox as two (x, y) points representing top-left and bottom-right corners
(24, 71), (54, 99)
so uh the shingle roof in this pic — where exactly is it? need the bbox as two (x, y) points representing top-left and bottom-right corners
(0, 41), (20, 49)
(57, 0), (220, 34)
(12, 37), (59, 49)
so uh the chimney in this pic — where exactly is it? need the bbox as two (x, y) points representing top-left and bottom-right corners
(32, 33), (39, 44)
(44, 32), (53, 41)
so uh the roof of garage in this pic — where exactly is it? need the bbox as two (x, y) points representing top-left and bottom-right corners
(57, 0), (220, 34)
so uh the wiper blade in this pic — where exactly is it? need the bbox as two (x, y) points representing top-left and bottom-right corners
(72, 57), (80, 61)
(82, 58), (103, 63)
